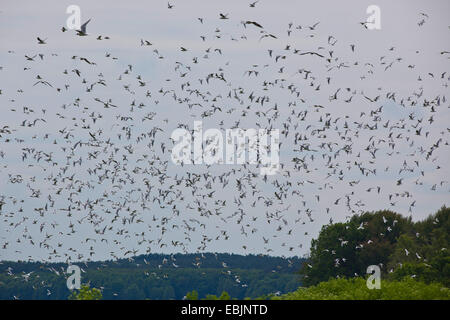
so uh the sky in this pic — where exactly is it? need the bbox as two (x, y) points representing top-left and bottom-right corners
(0, 0), (449, 262)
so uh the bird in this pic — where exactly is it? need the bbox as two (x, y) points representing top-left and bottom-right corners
(243, 21), (263, 29)
(76, 19), (91, 36)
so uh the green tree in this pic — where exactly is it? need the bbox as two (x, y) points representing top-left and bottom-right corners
(275, 277), (450, 300)
(185, 290), (199, 300)
(68, 285), (102, 300)
(299, 210), (413, 286)
(203, 291), (231, 300)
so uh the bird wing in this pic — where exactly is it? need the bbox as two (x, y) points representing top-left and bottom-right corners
(80, 19), (91, 33)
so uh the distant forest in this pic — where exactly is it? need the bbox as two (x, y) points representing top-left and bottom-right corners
(0, 253), (304, 300)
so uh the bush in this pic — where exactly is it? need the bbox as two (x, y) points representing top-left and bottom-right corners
(68, 285), (103, 300)
(274, 278), (450, 300)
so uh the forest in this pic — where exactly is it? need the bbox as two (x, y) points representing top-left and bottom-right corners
(0, 253), (304, 300)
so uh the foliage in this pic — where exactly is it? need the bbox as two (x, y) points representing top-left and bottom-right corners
(204, 291), (231, 300)
(274, 277), (450, 300)
(68, 285), (102, 300)
(299, 207), (449, 287)
(185, 290), (198, 300)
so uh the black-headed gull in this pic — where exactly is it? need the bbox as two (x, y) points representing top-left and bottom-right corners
(76, 19), (91, 36)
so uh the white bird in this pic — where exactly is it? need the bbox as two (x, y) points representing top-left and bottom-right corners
(405, 248), (409, 256)
(21, 271), (33, 281)
(76, 19), (91, 36)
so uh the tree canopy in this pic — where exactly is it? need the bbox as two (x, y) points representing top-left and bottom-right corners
(299, 206), (449, 287)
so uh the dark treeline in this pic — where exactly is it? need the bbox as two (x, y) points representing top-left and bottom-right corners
(0, 253), (304, 300)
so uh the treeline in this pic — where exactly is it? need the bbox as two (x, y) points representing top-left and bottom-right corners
(0, 253), (304, 300)
(299, 206), (449, 287)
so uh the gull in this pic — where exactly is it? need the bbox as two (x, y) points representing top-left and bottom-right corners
(299, 51), (324, 58)
(243, 21), (263, 28)
(25, 55), (37, 61)
(76, 19), (91, 36)
(141, 39), (152, 46)
(21, 271), (34, 281)
(308, 22), (320, 30)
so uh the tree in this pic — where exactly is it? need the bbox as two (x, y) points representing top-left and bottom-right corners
(299, 207), (449, 287)
(68, 285), (102, 300)
(185, 290), (198, 300)
(274, 277), (450, 300)
(299, 210), (413, 286)
(203, 291), (231, 300)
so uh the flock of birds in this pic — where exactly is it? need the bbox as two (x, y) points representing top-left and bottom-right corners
(0, 2), (449, 296)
